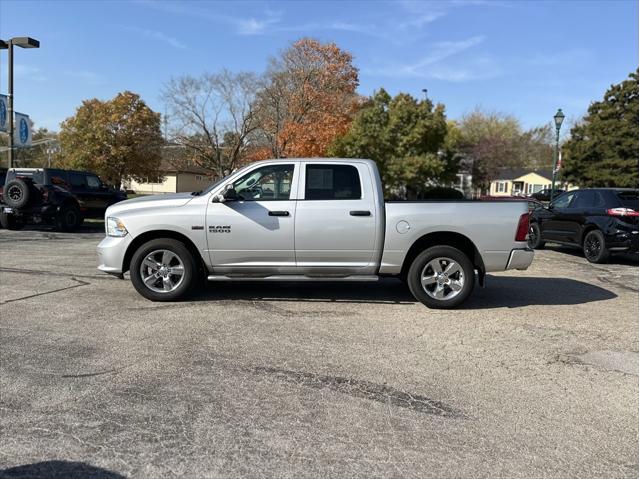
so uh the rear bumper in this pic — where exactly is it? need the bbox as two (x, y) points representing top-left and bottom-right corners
(606, 230), (639, 253)
(97, 235), (132, 275)
(506, 248), (534, 270)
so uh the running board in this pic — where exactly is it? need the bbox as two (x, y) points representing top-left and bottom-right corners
(207, 274), (380, 282)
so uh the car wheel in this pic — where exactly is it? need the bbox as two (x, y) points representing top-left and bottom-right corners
(0, 212), (25, 230)
(130, 238), (197, 301)
(528, 222), (545, 249)
(583, 230), (609, 264)
(55, 203), (82, 232)
(407, 246), (475, 309)
(3, 179), (30, 208)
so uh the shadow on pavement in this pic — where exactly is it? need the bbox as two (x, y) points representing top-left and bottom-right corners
(193, 275), (616, 308)
(196, 278), (416, 305)
(0, 460), (126, 478)
(463, 275), (617, 309)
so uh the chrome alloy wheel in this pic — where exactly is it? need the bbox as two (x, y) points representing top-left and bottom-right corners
(139, 249), (185, 293)
(420, 257), (465, 301)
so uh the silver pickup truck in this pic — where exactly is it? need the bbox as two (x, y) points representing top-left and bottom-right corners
(97, 159), (533, 308)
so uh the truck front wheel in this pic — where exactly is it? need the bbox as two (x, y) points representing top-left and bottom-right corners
(130, 238), (197, 301)
(407, 246), (475, 309)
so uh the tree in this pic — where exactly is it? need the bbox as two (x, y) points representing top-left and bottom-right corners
(329, 89), (456, 198)
(452, 109), (523, 190)
(0, 127), (59, 168)
(162, 70), (260, 177)
(255, 38), (360, 158)
(562, 69), (639, 188)
(58, 91), (162, 187)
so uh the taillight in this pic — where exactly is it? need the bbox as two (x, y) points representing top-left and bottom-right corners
(515, 212), (530, 242)
(607, 208), (639, 217)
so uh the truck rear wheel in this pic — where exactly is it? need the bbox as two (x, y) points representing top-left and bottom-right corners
(130, 238), (197, 301)
(407, 246), (475, 309)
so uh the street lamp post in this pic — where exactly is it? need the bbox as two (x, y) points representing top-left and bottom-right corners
(550, 108), (565, 202)
(0, 36), (40, 169)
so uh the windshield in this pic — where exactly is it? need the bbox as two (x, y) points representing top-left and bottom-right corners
(202, 164), (255, 194)
(617, 191), (639, 209)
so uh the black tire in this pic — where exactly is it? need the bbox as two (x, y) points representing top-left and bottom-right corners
(528, 222), (545, 249)
(3, 179), (30, 208)
(0, 212), (25, 230)
(55, 203), (82, 232)
(407, 246), (475, 309)
(130, 238), (197, 301)
(583, 229), (609, 264)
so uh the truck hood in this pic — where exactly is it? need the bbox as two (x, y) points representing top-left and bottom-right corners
(105, 192), (195, 217)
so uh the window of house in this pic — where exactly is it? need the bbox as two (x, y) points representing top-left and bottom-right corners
(305, 164), (362, 200)
(195, 175), (203, 181)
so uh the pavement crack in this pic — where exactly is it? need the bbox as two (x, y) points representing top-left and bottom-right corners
(252, 366), (462, 418)
(0, 278), (90, 305)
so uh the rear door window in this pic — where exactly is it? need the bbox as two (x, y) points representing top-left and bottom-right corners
(617, 191), (639, 209)
(69, 172), (87, 189)
(305, 164), (362, 200)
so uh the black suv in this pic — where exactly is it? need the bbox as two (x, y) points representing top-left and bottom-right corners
(529, 188), (565, 202)
(529, 188), (639, 263)
(0, 168), (126, 231)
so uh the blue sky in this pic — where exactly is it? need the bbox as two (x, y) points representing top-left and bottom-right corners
(0, 0), (636, 132)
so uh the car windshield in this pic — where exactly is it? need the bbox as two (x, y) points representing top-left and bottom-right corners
(617, 191), (639, 209)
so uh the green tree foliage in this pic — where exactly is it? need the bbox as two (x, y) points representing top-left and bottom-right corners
(59, 91), (163, 187)
(562, 69), (639, 188)
(328, 89), (455, 198)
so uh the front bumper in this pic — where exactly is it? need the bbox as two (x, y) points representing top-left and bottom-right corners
(97, 235), (132, 275)
(506, 248), (534, 270)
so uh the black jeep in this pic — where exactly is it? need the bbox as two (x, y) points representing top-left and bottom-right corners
(0, 168), (127, 231)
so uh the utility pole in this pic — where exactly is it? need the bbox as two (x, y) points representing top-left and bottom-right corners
(0, 37), (40, 168)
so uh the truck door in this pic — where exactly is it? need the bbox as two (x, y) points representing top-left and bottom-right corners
(295, 161), (377, 273)
(205, 162), (298, 273)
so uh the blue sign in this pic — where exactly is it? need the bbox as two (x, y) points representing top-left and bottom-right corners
(19, 117), (29, 144)
(0, 96), (6, 131)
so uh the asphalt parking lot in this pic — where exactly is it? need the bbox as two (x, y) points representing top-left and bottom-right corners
(1, 225), (638, 478)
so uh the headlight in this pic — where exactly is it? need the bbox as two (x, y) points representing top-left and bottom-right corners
(106, 217), (128, 237)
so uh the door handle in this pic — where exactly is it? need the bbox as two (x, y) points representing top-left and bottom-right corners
(350, 210), (371, 216)
(268, 210), (290, 217)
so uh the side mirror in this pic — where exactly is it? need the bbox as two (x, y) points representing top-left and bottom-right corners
(213, 185), (239, 203)
(223, 187), (239, 201)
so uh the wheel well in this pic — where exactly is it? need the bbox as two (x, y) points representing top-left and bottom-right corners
(122, 230), (207, 274)
(400, 231), (485, 284)
(580, 225), (600, 245)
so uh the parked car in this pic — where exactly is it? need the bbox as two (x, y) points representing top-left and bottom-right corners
(0, 168), (127, 231)
(97, 158), (534, 309)
(528, 188), (639, 263)
(530, 188), (565, 202)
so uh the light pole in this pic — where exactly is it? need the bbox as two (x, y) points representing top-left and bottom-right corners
(0, 36), (40, 169)
(550, 108), (565, 202)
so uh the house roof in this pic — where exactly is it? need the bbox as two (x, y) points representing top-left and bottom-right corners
(495, 168), (553, 181)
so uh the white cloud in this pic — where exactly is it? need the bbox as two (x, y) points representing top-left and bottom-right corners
(122, 26), (186, 49)
(63, 70), (105, 85)
(14, 64), (46, 82)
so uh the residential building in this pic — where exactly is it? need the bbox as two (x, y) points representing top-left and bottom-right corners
(489, 168), (576, 197)
(127, 160), (214, 195)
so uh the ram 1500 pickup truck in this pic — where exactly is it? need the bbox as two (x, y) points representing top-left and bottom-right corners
(97, 159), (534, 308)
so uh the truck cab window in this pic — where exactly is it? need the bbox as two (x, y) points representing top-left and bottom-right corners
(305, 164), (361, 200)
(233, 164), (294, 201)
